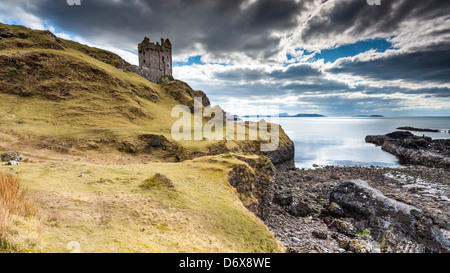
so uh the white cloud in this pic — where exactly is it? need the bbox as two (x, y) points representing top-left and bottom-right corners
(0, 1), (45, 29)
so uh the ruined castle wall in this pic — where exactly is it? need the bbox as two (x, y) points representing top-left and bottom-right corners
(138, 38), (172, 83)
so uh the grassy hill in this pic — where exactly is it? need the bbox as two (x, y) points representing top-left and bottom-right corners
(0, 23), (289, 252)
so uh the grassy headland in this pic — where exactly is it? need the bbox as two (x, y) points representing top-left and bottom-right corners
(0, 22), (291, 252)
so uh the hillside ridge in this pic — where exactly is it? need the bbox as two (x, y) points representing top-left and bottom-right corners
(0, 22), (292, 253)
(0, 22), (294, 167)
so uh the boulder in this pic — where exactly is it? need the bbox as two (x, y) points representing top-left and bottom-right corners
(328, 202), (345, 218)
(7, 160), (20, 166)
(288, 202), (314, 217)
(330, 172), (341, 180)
(331, 219), (358, 237)
(330, 180), (450, 253)
(273, 192), (294, 207)
(1, 151), (23, 163)
(312, 230), (328, 240)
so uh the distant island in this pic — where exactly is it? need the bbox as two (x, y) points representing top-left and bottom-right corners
(353, 115), (385, 118)
(280, 113), (327, 118)
(243, 113), (327, 118)
(397, 126), (441, 133)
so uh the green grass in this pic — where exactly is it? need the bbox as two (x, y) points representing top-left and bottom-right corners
(140, 173), (175, 189)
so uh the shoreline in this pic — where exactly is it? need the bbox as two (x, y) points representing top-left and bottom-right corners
(263, 129), (450, 253)
(261, 129), (450, 253)
(266, 164), (450, 253)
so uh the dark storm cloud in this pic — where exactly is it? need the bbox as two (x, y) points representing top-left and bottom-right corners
(329, 42), (450, 84)
(13, 0), (311, 59)
(280, 81), (352, 93)
(203, 70), (450, 111)
(213, 64), (322, 82)
(213, 67), (268, 82)
(301, 0), (450, 43)
(1, 0), (448, 115)
(299, 0), (450, 85)
(269, 64), (322, 79)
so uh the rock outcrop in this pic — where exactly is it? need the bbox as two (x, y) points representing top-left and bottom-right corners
(397, 126), (441, 133)
(330, 180), (450, 253)
(262, 166), (450, 253)
(1, 151), (23, 165)
(161, 80), (211, 112)
(366, 131), (450, 168)
(264, 140), (295, 170)
(140, 173), (175, 189)
(228, 155), (276, 220)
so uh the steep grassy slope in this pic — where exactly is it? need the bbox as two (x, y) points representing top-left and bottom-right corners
(0, 23), (289, 252)
(0, 23), (198, 158)
(0, 23), (293, 164)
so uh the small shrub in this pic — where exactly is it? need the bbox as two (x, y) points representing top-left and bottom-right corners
(358, 229), (371, 238)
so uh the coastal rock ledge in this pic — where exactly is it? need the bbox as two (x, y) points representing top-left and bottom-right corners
(262, 166), (449, 253)
(366, 131), (450, 168)
(330, 180), (450, 253)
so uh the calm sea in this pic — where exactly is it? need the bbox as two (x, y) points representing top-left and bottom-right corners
(274, 117), (450, 168)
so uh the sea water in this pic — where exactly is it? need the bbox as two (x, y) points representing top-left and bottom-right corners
(274, 117), (450, 168)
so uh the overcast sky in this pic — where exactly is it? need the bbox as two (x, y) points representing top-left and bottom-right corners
(1, 0), (449, 116)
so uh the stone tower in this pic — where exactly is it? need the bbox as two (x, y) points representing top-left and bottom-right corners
(138, 37), (172, 83)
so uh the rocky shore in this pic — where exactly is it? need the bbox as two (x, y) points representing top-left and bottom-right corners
(263, 166), (450, 253)
(366, 131), (450, 169)
(225, 130), (450, 253)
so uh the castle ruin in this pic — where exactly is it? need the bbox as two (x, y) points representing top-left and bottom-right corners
(137, 37), (172, 83)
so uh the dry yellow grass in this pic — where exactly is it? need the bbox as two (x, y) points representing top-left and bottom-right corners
(0, 155), (283, 253)
(0, 172), (40, 251)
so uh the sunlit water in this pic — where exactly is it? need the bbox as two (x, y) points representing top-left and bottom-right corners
(250, 117), (450, 168)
